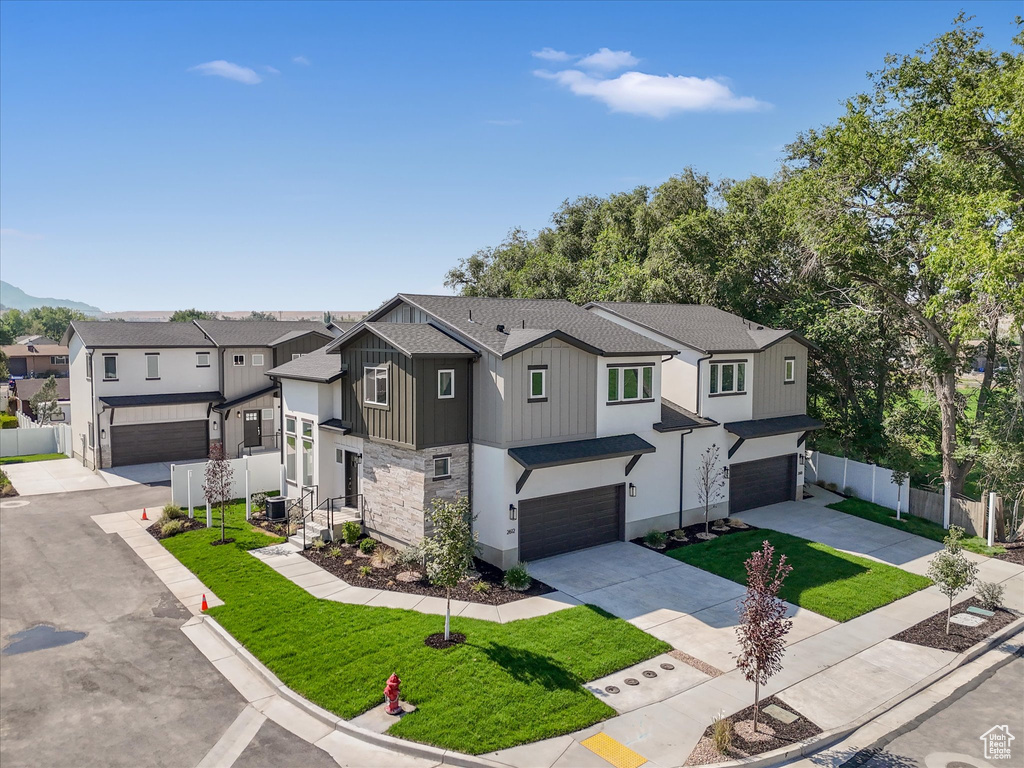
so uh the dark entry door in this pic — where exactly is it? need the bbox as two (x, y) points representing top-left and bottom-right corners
(345, 451), (360, 506)
(243, 410), (262, 448)
(519, 484), (624, 561)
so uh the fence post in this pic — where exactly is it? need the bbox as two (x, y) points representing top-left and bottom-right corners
(843, 458), (848, 491)
(206, 499), (212, 528)
(896, 480), (902, 520)
(245, 458), (251, 521)
(870, 465), (876, 504)
(943, 481), (951, 529)
(187, 469), (194, 519)
(988, 492), (997, 547)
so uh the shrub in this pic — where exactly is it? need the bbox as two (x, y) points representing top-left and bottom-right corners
(844, 486), (858, 498)
(341, 521), (361, 545)
(162, 504), (186, 521)
(503, 563), (531, 591)
(311, 538), (326, 550)
(975, 581), (1004, 611)
(825, 482), (838, 492)
(359, 538), (376, 555)
(670, 529), (688, 540)
(371, 547), (396, 569)
(471, 580), (490, 594)
(643, 529), (668, 549)
(358, 565), (372, 577)
(161, 519), (185, 537)
(328, 547), (345, 558)
(711, 713), (732, 754)
(396, 543), (424, 567)
(251, 492), (268, 512)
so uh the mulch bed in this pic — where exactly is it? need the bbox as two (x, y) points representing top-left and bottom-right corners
(301, 539), (554, 605)
(249, 512), (293, 538)
(146, 517), (206, 540)
(994, 541), (1024, 566)
(685, 696), (821, 765)
(425, 632), (466, 649)
(630, 518), (760, 552)
(892, 597), (1020, 653)
(210, 538), (236, 546)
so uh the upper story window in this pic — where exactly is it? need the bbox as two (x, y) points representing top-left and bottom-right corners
(50, 355), (68, 365)
(103, 355), (118, 381)
(710, 361), (746, 396)
(528, 366), (547, 402)
(438, 369), (454, 399)
(146, 353), (160, 380)
(364, 365), (388, 406)
(292, 353), (304, 361)
(86, 353), (93, 381)
(607, 365), (653, 403)
(196, 352), (210, 368)
(252, 354), (264, 367)
(233, 354), (245, 366)
(784, 356), (796, 384)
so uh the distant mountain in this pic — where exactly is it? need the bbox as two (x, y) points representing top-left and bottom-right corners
(0, 280), (102, 314)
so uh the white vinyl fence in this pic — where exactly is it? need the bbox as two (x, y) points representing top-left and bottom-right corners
(170, 451), (284, 512)
(805, 450), (910, 514)
(0, 423), (73, 458)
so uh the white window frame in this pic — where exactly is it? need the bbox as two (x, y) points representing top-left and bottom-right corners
(285, 416), (297, 483)
(50, 355), (68, 365)
(145, 353), (160, 380)
(364, 365), (388, 406)
(437, 369), (455, 399)
(292, 353), (303, 361)
(784, 356), (796, 384)
(233, 354), (245, 367)
(261, 407), (274, 420)
(86, 353), (93, 381)
(301, 419), (314, 487)
(196, 352), (211, 368)
(102, 355), (117, 381)
(528, 367), (547, 401)
(433, 455), (451, 480)
(252, 353), (265, 367)
(709, 361), (747, 396)
(607, 364), (653, 403)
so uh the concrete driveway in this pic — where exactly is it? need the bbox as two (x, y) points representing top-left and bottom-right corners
(3, 458), (171, 496)
(529, 541), (836, 671)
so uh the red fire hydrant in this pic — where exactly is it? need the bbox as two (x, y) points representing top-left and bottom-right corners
(384, 673), (402, 715)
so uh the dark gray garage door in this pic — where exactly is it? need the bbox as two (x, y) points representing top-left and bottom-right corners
(729, 454), (797, 513)
(519, 484), (624, 561)
(110, 421), (209, 467)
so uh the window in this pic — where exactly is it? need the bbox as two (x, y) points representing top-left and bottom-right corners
(709, 361), (747, 395)
(87, 421), (94, 448)
(86, 353), (93, 381)
(607, 365), (653, 403)
(233, 355), (245, 366)
(252, 354), (264, 367)
(528, 366), (547, 401)
(146, 353), (160, 380)
(196, 352), (210, 367)
(301, 419), (314, 487)
(285, 417), (296, 482)
(433, 455), (451, 479)
(301, 419), (313, 439)
(364, 366), (388, 406)
(261, 408), (274, 420)
(784, 356), (796, 384)
(438, 369), (454, 399)
(292, 353), (303, 361)
(336, 448), (345, 464)
(103, 355), (117, 380)
(50, 355), (68, 365)
(51, 409), (65, 422)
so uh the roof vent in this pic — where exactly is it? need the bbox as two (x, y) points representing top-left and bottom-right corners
(496, 324), (506, 333)
(27, 345), (37, 352)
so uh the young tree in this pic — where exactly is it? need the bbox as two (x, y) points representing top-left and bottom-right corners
(735, 540), (793, 734)
(695, 444), (727, 534)
(927, 525), (980, 634)
(29, 376), (62, 425)
(422, 495), (477, 641)
(203, 442), (235, 543)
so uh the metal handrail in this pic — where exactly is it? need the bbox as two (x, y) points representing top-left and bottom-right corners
(237, 431), (281, 459)
(300, 492), (363, 549)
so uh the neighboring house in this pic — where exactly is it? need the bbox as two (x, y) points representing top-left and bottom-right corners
(15, 335), (60, 346)
(62, 319), (343, 469)
(1, 342), (70, 378)
(268, 294), (818, 569)
(10, 376), (72, 423)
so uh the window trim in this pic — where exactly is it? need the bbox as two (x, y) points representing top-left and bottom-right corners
(292, 353), (303, 361)
(232, 354), (245, 367)
(102, 354), (118, 381)
(606, 363), (655, 405)
(252, 353), (265, 367)
(196, 351), (211, 368)
(284, 416), (297, 484)
(364, 365), (389, 407)
(86, 353), (93, 381)
(527, 365), (547, 402)
(437, 368), (455, 399)
(50, 355), (68, 365)
(261, 407), (274, 420)
(708, 360), (747, 397)
(145, 352), (160, 381)
(432, 454), (451, 481)
(784, 356), (796, 384)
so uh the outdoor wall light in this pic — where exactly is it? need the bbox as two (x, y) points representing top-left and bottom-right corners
(798, 454), (805, 466)
(628, 483), (636, 498)
(212, 421), (218, 431)
(509, 504), (517, 520)
(722, 467), (730, 479)
(100, 429), (106, 440)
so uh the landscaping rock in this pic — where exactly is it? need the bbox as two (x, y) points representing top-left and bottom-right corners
(396, 571), (422, 583)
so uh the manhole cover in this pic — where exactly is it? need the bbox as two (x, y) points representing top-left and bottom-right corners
(624, 678), (639, 686)
(642, 670), (657, 678)
(604, 685), (620, 694)
(660, 663), (675, 670)
(2, 624), (87, 656)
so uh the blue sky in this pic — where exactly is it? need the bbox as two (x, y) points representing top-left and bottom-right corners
(1, 1), (1018, 312)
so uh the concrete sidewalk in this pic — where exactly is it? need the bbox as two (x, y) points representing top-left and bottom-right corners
(5, 457), (171, 496)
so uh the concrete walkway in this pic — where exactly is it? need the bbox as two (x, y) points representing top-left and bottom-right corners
(5, 457), (171, 496)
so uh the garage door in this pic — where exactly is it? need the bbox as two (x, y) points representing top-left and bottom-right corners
(519, 484), (624, 561)
(110, 421), (209, 467)
(729, 454), (796, 513)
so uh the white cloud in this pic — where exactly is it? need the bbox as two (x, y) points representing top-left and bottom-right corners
(0, 228), (43, 240)
(535, 68), (768, 118)
(263, 65), (281, 75)
(576, 48), (638, 71)
(485, 119), (523, 126)
(292, 55), (311, 65)
(189, 60), (262, 85)
(531, 47), (572, 62)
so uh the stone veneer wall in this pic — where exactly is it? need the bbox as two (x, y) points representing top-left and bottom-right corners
(360, 441), (469, 548)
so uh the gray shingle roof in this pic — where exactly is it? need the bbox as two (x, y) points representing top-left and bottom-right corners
(508, 433), (656, 470)
(368, 295), (676, 358)
(64, 320), (214, 348)
(329, 322), (477, 358)
(724, 414), (824, 439)
(654, 399), (718, 432)
(193, 320), (331, 347)
(266, 348), (345, 383)
(588, 302), (808, 353)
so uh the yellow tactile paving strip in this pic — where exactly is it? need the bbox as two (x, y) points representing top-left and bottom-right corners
(580, 732), (647, 768)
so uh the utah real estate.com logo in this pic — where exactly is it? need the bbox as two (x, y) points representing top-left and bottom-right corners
(980, 725), (1015, 760)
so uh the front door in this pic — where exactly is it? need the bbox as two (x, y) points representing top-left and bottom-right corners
(345, 450), (360, 507)
(243, 410), (262, 448)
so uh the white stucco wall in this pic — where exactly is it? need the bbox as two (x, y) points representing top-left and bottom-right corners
(594, 355), (663, 437)
(91, 347), (219, 397)
(699, 353), (754, 424)
(68, 334), (94, 465)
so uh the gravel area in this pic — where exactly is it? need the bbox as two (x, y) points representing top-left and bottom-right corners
(891, 597), (1019, 653)
(685, 696), (821, 765)
(630, 519), (758, 552)
(668, 649), (724, 678)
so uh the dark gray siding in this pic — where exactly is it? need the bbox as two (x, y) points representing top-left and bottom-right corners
(274, 333), (332, 367)
(752, 339), (807, 420)
(339, 336), (416, 447)
(414, 357), (470, 449)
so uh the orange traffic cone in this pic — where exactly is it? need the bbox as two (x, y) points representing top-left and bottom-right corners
(201, 594), (208, 611)
(141, 509), (148, 521)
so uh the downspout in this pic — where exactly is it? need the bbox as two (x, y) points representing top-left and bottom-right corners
(678, 428), (692, 530)
(219, 348), (227, 450)
(87, 350), (96, 468)
(271, 375), (284, 464)
(467, 359), (475, 516)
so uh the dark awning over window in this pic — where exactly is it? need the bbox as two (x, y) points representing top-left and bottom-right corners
(319, 418), (350, 434)
(508, 433), (655, 470)
(99, 391), (223, 408)
(723, 414), (824, 440)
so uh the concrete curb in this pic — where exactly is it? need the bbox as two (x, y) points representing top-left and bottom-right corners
(683, 614), (1024, 768)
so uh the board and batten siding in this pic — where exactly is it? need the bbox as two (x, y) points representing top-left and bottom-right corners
(275, 333), (331, 366)
(340, 337), (416, 447)
(503, 339), (597, 448)
(379, 305), (432, 324)
(751, 338), (807, 420)
(222, 346), (273, 400)
(414, 357), (470, 449)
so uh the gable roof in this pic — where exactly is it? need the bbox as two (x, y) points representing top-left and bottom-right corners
(193, 319), (332, 347)
(266, 348), (346, 383)
(587, 302), (816, 354)
(12, 377), (71, 402)
(364, 294), (677, 358)
(327, 322), (478, 358)
(63, 320), (214, 348)
(15, 335), (59, 345)
(1, 344), (68, 358)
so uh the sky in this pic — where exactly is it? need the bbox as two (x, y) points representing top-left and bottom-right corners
(0, 0), (1019, 313)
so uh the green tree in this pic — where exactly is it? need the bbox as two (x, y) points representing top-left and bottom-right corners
(29, 375), (62, 425)
(24, 306), (88, 342)
(170, 309), (218, 322)
(926, 526), (980, 634)
(422, 495), (477, 641)
(0, 309), (29, 342)
(245, 311), (277, 321)
(0, 351), (9, 380)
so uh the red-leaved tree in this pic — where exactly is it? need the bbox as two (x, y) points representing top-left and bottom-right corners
(735, 540), (793, 734)
(203, 442), (234, 543)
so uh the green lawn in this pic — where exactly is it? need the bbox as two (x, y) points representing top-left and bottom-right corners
(668, 530), (931, 622)
(828, 498), (1004, 556)
(161, 504), (668, 754)
(0, 452), (67, 466)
